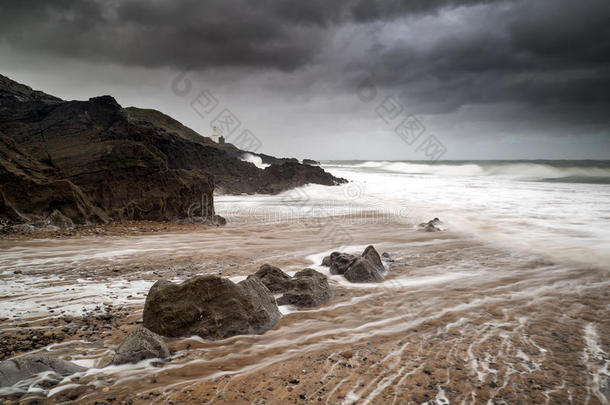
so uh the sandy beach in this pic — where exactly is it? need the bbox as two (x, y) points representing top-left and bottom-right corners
(1, 206), (608, 404)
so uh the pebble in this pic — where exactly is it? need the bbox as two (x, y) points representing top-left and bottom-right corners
(341, 351), (353, 359)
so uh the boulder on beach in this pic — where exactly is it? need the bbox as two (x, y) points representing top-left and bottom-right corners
(251, 266), (333, 308)
(325, 245), (386, 283)
(276, 268), (333, 308)
(143, 275), (281, 340)
(0, 353), (86, 387)
(252, 264), (292, 293)
(110, 327), (170, 365)
(419, 217), (443, 232)
(321, 255), (331, 267)
(344, 245), (385, 283)
(328, 252), (357, 275)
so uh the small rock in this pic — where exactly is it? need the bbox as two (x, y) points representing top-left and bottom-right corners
(110, 327), (170, 365)
(0, 353), (86, 387)
(418, 217), (443, 232)
(328, 252), (356, 275)
(250, 264), (292, 293)
(342, 351), (354, 359)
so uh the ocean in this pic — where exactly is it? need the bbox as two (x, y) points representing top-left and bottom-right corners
(217, 160), (610, 269)
(323, 160), (610, 268)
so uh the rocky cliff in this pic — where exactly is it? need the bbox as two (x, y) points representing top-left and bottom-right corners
(0, 74), (344, 229)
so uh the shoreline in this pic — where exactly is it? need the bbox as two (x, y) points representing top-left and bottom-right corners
(1, 214), (608, 404)
(0, 220), (219, 241)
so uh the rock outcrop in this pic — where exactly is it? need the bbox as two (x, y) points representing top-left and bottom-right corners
(110, 327), (170, 365)
(323, 245), (386, 283)
(0, 74), (346, 229)
(419, 217), (443, 232)
(0, 134), (108, 227)
(0, 353), (85, 387)
(257, 162), (345, 194)
(143, 275), (281, 340)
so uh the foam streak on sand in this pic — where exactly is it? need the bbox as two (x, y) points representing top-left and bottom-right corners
(583, 323), (610, 405)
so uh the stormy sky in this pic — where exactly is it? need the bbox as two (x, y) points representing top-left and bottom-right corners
(1, 0), (609, 160)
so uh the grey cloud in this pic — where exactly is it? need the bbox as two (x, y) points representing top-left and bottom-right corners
(0, 0), (506, 71)
(334, 0), (610, 122)
(0, 0), (608, 159)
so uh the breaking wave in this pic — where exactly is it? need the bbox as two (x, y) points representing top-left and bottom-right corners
(239, 153), (270, 169)
(334, 160), (610, 181)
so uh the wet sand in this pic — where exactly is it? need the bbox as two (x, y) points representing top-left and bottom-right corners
(1, 214), (609, 404)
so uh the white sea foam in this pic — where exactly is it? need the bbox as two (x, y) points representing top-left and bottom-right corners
(254, 161), (610, 269)
(215, 160), (610, 271)
(239, 153), (270, 169)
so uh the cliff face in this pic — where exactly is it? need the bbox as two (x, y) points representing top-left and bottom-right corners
(0, 133), (108, 226)
(0, 74), (345, 228)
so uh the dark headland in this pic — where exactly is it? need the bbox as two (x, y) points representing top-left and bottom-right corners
(0, 74), (345, 233)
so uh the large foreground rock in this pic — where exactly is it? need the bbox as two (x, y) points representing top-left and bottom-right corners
(143, 275), (281, 340)
(0, 353), (85, 387)
(276, 268), (333, 308)
(110, 327), (170, 365)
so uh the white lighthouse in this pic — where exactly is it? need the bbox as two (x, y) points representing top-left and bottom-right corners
(210, 126), (220, 143)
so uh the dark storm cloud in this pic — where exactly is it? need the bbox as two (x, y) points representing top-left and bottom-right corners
(346, 0), (610, 120)
(0, 0), (318, 70)
(0, 0), (503, 71)
(0, 0), (609, 154)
